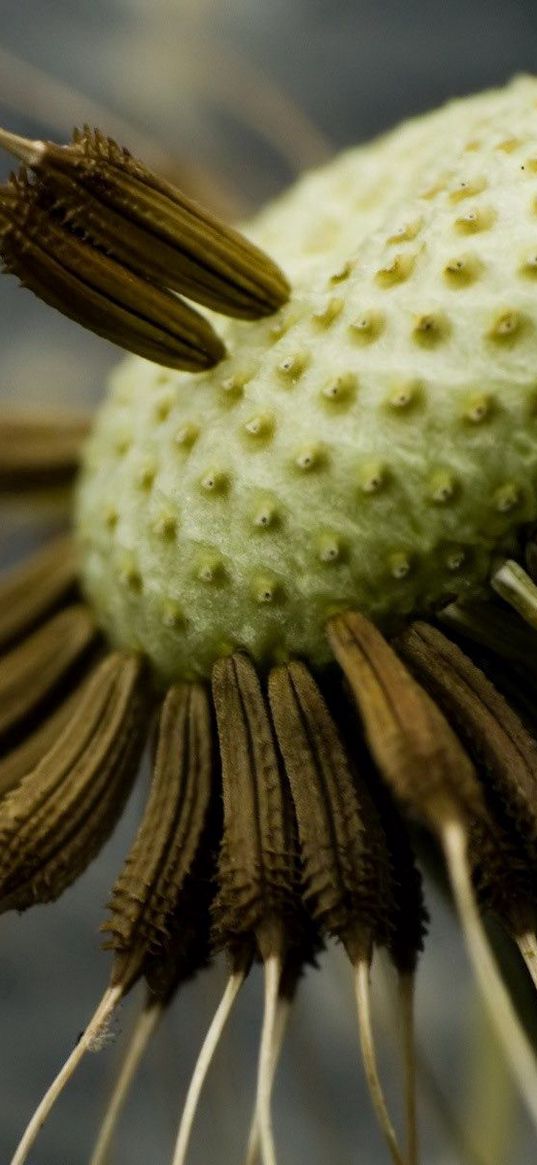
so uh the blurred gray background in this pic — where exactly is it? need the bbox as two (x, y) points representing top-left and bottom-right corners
(0, 1), (536, 1162)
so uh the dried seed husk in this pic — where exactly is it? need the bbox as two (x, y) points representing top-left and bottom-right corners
(327, 610), (482, 830)
(0, 672), (91, 798)
(395, 622), (537, 860)
(0, 535), (77, 652)
(438, 599), (537, 731)
(0, 175), (225, 372)
(353, 761), (427, 976)
(321, 674), (427, 975)
(469, 816), (536, 939)
(103, 682), (215, 989)
(268, 660), (392, 963)
(440, 598), (537, 681)
(0, 650), (148, 913)
(1, 126), (289, 320)
(142, 879), (215, 1006)
(0, 410), (89, 490)
(211, 653), (303, 961)
(0, 603), (97, 742)
(269, 662), (408, 1165)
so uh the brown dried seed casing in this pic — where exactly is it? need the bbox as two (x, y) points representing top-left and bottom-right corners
(0, 411), (89, 490)
(395, 622), (537, 859)
(327, 611), (482, 830)
(40, 129), (290, 319)
(104, 682), (214, 985)
(211, 653), (303, 960)
(0, 535), (78, 652)
(439, 600), (537, 731)
(0, 676), (90, 799)
(0, 651), (148, 912)
(469, 814), (537, 939)
(0, 178), (225, 371)
(0, 604), (97, 742)
(268, 660), (393, 962)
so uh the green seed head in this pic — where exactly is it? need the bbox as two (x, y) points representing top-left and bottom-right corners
(76, 76), (537, 681)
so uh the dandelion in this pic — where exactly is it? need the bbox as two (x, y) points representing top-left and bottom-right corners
(4, 73), (537, 1165)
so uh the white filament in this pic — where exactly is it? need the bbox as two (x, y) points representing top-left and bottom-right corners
(255, 954), (282, 1165)
(443, 819), (537, 1131)
(243, 993), (291, 1165)
(354, 959), (407, 1165)
(89, 998), (161, 1165)
(10, 983), (123, 1165)
(171, 969), (245, 1165)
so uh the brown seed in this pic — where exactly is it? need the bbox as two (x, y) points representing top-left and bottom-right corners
(0, 604), (97, 741)
(0, 535), (78, 652)
(0, 651), (148, 914)
(211, 653), (304, 962)
(0, 174), (225, 372)
(0, 124), (289, 319)
(0, 410), (90, 490)
(395, 621), (537, 857)
(103, 682), (215, 990)
(0, 674), (91, 798)
(327, 610), (482, 829)
(268, 660), (392, 962)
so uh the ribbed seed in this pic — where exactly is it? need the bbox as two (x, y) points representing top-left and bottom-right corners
(211, 653), (302, 960)
(0, 176), (225, 372)
(0, 651), (148, 912)
(440, 598), (537, 680)
(0, 675), (91, 798)
(0, 535), (78, 652)
(468, 815), (536, 937)
(0, 410), (89, 490)
(395, 622), (537, 857)
(0, 125), (289, 320)
(268, 661), (392, 962)
(103, 682), (214, 987)
(0, 604), (97, 741)
(439, 600), (537, 729)
(374, 791), (427, 975)
(327, 611), (482, 829)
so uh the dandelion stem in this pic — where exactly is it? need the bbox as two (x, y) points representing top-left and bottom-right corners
(10, 983), (123, 1165)
(256, 954), (282, 1165)
(89, 996), (162, 1165)
(353, 958), (407, 1165)
(171, 967), (245, 1165)
(398, 972), (419, 1165)
(442, 819), (537, 1130)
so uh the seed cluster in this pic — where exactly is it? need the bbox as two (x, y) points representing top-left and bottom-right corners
(78, 76), (537, 681)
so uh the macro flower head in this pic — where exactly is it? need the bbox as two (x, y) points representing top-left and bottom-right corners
(4, 65), (537, 1165)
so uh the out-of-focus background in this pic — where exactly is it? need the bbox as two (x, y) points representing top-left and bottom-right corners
(0, 2), (536, 1162)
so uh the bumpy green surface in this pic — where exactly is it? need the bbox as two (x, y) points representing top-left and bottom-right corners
(77, 76), (537, 681)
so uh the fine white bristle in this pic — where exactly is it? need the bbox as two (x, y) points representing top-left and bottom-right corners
(255, 954), (282, 1165)
(89, 997), (162, 1165)
(442, 819), (537, 1131)
(243, 991), (291, 1165)
(10, 983), (123, 1165)
(171, 968), (245, 1165)
(353, 959), (407, 1165)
